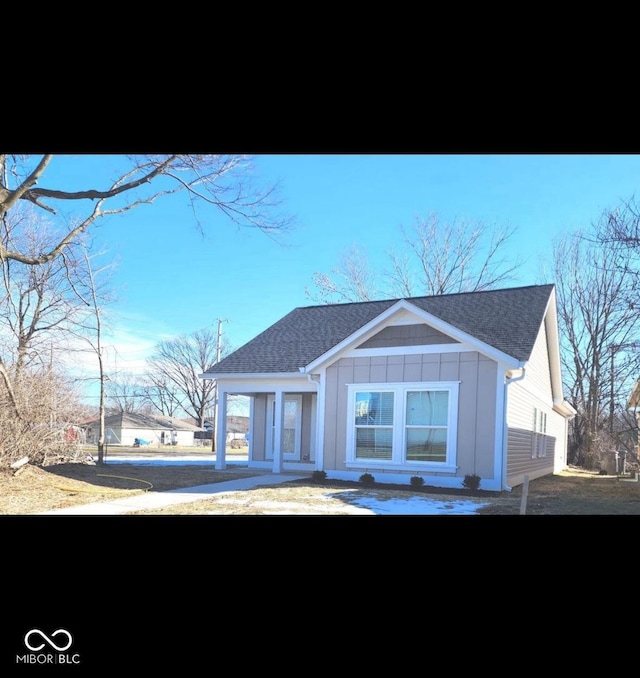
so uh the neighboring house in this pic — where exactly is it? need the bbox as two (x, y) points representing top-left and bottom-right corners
(201, 284), (576, 491)
(83, 412), (203, 447)
(190, 416), (249, 444)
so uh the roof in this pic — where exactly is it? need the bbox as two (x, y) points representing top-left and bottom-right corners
(84, 412), (203, 431)
(208, 284), (555, 375)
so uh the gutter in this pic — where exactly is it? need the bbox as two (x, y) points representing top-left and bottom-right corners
(502, 367), (526, 492)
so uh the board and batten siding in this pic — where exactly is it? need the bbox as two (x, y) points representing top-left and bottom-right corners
(322, 351), (498, 481)
(506, 320), (564, 486)
(251, 392), (316, 461)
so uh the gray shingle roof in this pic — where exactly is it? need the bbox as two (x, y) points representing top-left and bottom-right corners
(209, 284), (555, 374)
(85, 412), (203, 431)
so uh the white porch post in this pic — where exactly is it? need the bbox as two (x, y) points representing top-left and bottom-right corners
(215, 388), (228, 470)
(273, 389), (284, 473)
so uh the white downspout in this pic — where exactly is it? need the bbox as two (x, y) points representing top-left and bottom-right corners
(306, 373), (322, 470)
(502, 367), (526, 491)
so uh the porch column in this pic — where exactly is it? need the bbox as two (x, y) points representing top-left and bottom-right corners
(273, 389), (284, 473)
(215, 388), (228, 470)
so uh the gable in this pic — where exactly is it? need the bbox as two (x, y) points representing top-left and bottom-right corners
(356, 323), (459, 349)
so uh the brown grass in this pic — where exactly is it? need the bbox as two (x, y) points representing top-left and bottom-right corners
(0, 462), (263, 515)
(2, 461), (640, 515)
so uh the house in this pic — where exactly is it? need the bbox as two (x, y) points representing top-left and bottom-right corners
(201, 284), (576, 491)
(83, 412), (203, 447)
(191, 416), (249, 445)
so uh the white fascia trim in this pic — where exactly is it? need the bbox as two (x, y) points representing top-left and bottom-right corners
(302, 299), (520, 373)
(201, 371), (303, 380)
(541, 287), (566, 407)
(214, 377), (318, 394)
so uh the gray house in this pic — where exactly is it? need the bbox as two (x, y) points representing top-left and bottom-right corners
(201, 284), (576, 491)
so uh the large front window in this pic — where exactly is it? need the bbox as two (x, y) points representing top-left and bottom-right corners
(347, 382), (459, 470)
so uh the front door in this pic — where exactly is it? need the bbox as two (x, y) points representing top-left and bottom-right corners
(265, 394), (302, 461)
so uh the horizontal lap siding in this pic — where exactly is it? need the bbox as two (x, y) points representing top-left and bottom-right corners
(323, 352), (497, 479)
(506, 322), (563, 486)
(507, 388), (562, 486)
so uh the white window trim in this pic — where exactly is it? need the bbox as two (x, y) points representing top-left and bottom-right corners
(346, 381), (459, 473)
(266, 394), (302, 461)
(531, 407), (548, 458)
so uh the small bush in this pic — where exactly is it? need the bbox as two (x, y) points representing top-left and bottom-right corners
(311, 470), (327, 484)
(462, 474), (481, 491)
(410, 475), (425, 488)
(359, 472), (375, 486)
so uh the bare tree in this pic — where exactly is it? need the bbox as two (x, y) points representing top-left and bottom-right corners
(146, 327), (233, 428)
(0, 208), (114, 465)
(140, 373), (188, 418)
(0, 154), (289, 466)
(306, 245), (380, 303)
(0, 205), (85, 374)
(104, 372), (152, 414)
(305, 213), (522, 303)
(0, 364), (87, 468)
(0, 154), (293, 266)
(65, 239), (117, 464)
(554, 213), (640, 469)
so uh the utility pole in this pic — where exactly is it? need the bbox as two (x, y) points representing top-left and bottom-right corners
(211, 318), (228, 453)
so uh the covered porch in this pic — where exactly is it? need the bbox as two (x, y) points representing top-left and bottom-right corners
(215, 376), (322, 473)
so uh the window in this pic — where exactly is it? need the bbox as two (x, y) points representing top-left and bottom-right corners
(347, 382), (459, 470)
(405, 390), (449, 462)
(354, 391), (394, 460)
(532, 407), (548, 458)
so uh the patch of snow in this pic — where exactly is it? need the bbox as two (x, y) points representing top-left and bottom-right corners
(346, 495), (490, 515)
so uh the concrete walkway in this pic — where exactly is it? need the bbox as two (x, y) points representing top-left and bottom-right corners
(38, 473), (308, 515)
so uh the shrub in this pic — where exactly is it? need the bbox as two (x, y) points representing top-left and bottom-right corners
(410, 475), (425, 488)
(462, 474), (481, 491)
(311, 470), (327, 484)
(359, 472), (375, 486)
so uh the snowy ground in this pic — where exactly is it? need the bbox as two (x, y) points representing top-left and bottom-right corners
(345, 494), (489, 515)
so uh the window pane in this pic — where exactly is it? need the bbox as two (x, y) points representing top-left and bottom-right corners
(406, 428), (447, 462)
(356, 428), (393, 460)
(406, 391), (448, 426)
(355, 392), (394, 426)
(282, 427), (295, 454)
(284, 400), (297, 428)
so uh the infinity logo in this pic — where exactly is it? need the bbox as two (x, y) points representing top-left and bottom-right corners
(24, 629), (73, 652)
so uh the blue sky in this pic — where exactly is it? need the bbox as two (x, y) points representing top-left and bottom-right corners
(43, 154), (640, 404)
